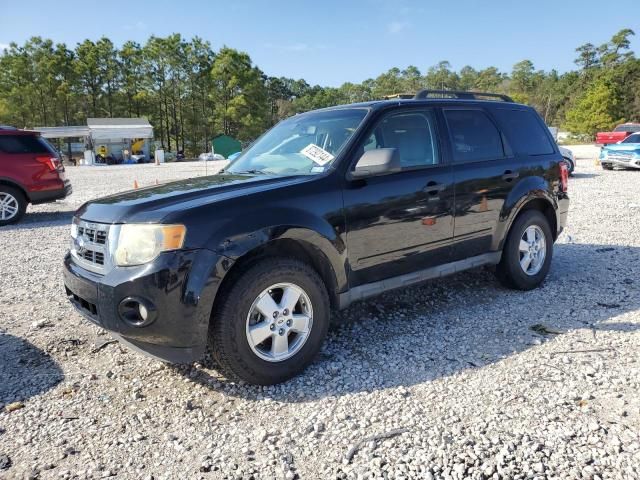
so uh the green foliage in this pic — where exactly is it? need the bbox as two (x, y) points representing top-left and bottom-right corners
(564, 78), (619, 135)
(0, 28), (637, 150)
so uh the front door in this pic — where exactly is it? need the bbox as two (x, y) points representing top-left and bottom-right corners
(343, 108), (455, 287)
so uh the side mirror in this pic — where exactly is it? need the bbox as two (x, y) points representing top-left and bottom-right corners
(351, 148), (401, 178)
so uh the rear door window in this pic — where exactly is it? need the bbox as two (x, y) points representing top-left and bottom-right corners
(444, 110), (504, 163)
(492, 108), (555, 155)
(0, 135), (57, 154)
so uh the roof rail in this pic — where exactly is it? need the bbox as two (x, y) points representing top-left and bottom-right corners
(383, 93), (415, 100)
(414, 89), (513, 102)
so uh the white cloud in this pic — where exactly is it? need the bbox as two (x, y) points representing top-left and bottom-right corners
(387, 21), (410, 34)
(284, 43), (309, 52)
(124, 21), (148, 31)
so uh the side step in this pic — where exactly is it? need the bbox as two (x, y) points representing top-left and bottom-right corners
(338, 252), (502, 309)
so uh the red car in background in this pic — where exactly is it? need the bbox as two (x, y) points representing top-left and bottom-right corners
(0, 126), (72, 225)
(596, 123), (640, 146)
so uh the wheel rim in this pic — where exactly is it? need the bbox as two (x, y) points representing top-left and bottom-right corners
(0, 192), (19, 221)
(245, 282), (313, 362)
(519, 225), (546, 276)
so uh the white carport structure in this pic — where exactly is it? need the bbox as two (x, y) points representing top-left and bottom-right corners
(86, 118), (153, 142)
(36, 118), (153, 165)
(38, 125), (91, 139)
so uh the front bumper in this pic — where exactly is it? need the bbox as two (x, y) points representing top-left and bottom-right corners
(601, 155), (640, 168)
(63, 248), (233, 363)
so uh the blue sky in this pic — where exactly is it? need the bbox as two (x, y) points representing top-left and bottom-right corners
(0, 0), (637, 86)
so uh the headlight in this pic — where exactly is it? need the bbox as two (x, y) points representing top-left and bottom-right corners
(113, 224), (186, 266)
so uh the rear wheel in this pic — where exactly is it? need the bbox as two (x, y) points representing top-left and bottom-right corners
(0, 186), (26, 226)
(209, 258), (330, 385)
(496, 210), (553, 290)
(601, 162), (614, 170)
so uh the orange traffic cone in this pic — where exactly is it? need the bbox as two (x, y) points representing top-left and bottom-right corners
(133, 180), (139, 189)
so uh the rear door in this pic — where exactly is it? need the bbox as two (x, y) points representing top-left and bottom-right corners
(343, 107), (455, 286)
(444, 107), (519, 260)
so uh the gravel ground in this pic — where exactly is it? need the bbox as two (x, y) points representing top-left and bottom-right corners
(1, 148), (639, 480)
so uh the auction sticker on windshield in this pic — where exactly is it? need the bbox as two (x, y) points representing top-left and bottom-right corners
(301, 144), (334, 166)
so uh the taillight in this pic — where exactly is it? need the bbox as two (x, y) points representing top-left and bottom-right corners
(36, 156), (63, 172)
(559, 163), (569, 192)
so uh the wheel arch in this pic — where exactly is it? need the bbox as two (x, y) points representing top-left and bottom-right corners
(0, 178), (30, 202)
(495, 189), (559, 252)
(212, 229), (346, 315)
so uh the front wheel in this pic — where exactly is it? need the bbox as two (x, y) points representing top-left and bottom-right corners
(601, 162), (613, 170)
(496, 210), (553, 290)
(209, 258), (330, 385)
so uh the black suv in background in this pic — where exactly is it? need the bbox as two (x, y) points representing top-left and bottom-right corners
(63, 90), (569, 385)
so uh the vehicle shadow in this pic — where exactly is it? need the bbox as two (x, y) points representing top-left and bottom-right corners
(0, 210), (76, 231)
(570, 172), (598, 179)
(180, 242), (639, 401)
(0, 333), (64, 406)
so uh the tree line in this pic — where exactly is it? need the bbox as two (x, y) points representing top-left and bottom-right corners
(0, 29), (637, 155)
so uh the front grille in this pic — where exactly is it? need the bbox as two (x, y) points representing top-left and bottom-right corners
(609, 153), (632, 163)
(71, 219), (110, 273)
(77, 226), (108, 245)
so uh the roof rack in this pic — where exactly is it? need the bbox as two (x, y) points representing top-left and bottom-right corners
(383, 93), (415, 100)
(414, 89), (513, 102)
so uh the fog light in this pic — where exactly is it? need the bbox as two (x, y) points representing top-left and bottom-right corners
(118, 297), (157, 327)
(138, 303), (148, 322)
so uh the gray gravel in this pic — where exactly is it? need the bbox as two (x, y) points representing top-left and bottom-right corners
(1, 150), (639, 480)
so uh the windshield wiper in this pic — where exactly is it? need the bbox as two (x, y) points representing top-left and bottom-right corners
(231, 169), (270, 175)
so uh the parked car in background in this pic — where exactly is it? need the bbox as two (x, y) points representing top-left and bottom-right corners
(198, 152), (225, 161)
(599, 132), (640, 170)
(559, 146), (575, 175)
(596, 123), (640, 146)
(0, 126), (72, 225)
(63, 90), (569, 385)
(548, 127), (575, 175)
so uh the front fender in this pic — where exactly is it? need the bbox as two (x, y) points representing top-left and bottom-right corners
(493, 176), (558, 251)
(208, 207), (348, 293)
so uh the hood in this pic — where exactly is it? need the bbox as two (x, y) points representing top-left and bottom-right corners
(75, 173), (311, 224)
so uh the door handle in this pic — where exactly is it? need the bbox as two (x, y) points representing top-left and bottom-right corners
(502, 170), (519, 182)
(424, 182), (446, 195)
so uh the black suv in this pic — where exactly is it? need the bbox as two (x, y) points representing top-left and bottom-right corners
(63, 90), (569, 385)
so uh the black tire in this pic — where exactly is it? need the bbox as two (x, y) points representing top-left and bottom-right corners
(0, 185), (27, 226)
(496, 210), (553, 291)
(209, 258), (330, 385)
(601, 162), (614, 170)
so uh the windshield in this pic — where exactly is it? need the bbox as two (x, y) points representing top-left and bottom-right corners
(614, 125), (640, 133)
(622, 133), (640, 144)
(225, 108), (368, 175)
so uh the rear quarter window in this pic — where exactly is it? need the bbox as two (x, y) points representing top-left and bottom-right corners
(492, 109), (555, 155)
(0, 135), (56, 154)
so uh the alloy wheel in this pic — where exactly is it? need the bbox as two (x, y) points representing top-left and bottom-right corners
(518, 225), (546, 276)
(0, 192), (19, 221)
(245, 282), (313, 362)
